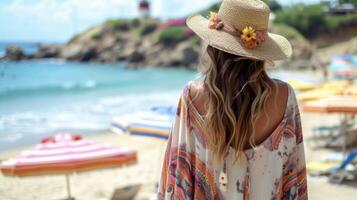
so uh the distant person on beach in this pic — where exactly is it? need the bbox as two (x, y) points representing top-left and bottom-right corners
(158, 0), (307, 199)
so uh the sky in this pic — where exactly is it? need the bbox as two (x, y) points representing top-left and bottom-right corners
(0, 0), (321, 43)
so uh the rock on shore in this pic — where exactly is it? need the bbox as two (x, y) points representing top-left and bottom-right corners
(2, 46), (29, 61)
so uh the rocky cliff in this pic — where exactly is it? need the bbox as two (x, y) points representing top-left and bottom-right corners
(5, 14), (355, 70)
(2, 19), (201, 69)
(58, 19), (201, 68)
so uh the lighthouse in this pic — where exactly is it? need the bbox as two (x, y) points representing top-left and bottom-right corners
(138, 0), (151, 19)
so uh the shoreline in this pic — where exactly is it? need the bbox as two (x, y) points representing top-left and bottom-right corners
(0, 130), (112, 154)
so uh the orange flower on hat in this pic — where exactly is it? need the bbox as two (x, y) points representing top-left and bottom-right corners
(243, 40), (257, 49)
(241, 26), (256, 42)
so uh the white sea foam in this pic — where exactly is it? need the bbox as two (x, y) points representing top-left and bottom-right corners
(62, 81), (77, 90)
(84, 80), (96, 88)
(98, 97), (125, 107)
(0, 90), (180, 144)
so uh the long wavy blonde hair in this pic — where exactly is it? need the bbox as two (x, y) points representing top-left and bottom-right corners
(200, 45), (274, 160)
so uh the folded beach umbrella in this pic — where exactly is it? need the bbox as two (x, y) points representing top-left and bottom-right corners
(302, 95), (357, 114)
(297, 80), (351, 102)
(0, 133), (137, 199)
(111, 106), (175, 139)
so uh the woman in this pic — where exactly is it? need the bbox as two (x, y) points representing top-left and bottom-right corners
(158, 0), (307, 199)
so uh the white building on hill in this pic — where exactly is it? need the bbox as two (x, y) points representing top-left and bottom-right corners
(138, 0), (151, 19)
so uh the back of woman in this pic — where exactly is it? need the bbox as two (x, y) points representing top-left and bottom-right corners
(158, 0), (307, 199)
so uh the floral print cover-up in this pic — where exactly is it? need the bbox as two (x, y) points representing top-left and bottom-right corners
(158, 81), (308, 200)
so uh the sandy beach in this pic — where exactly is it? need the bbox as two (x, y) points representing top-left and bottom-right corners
(1, 112), (357, 200)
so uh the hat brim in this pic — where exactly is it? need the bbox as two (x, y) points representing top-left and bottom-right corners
(186, 14), (292, 61)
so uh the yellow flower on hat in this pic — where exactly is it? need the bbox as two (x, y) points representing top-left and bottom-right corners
(241, 26), (256, 42)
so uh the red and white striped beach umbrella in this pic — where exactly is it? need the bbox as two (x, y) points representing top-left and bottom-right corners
(0, 133), (137, 199)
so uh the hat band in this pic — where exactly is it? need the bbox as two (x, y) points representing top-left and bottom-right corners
(208, 12), (267, 49)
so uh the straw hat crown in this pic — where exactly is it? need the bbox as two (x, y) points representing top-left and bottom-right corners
(218, 0), (270, 31)
(186, 0), (292, 61)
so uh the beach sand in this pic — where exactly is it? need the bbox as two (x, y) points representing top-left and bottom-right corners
(1, 113), (357, 200)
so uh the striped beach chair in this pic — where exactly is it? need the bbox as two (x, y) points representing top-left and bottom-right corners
(111, 106), (175, 139)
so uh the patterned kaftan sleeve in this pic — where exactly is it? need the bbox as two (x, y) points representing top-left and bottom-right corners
(157, 89), (196, 200)
(157, 85), (222, 200)
(283, 88), (308, 200)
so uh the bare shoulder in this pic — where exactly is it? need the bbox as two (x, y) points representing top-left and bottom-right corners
(272, 79), (289, 98)
(188, 80), (205, 98)
(270, 79), (290, 114)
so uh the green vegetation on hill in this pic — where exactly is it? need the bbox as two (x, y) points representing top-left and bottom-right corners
(140, 23), (157, 36)
(339, 0), (357, 6)
(91, 32), (101, 40)
(105, 19), (131, 31)
(199, 1), (356, 40)
(275, 3), (357, 38)
(159, 26), (186, 43)
(262, 0), (282, 12)
(271, 23), (306, 41)
(201, 0), (282, 14)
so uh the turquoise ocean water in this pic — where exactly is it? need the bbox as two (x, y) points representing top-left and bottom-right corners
(0, 43), (318, 151)
(0, 58), (198, 151)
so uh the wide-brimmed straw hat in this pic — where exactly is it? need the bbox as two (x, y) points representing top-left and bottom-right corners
(186, 0), (292, 61)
